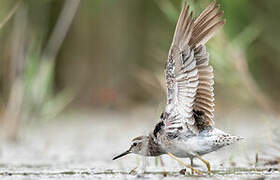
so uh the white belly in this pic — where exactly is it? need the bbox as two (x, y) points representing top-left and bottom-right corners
(161, 128), (232, 158)
(164, 136), (213, 158)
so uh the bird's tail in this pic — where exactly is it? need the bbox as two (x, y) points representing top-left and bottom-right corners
(214, 134), (244, 147)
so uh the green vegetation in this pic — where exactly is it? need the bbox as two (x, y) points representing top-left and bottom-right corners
(0, 0), (279, 139)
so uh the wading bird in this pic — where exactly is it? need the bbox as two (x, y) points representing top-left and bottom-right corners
(113, 0), (242, 175)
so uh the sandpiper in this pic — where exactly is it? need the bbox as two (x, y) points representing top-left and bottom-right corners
(113, 0), (242, 175)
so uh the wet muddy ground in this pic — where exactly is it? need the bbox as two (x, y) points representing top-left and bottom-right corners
(0, 107), (279, 179)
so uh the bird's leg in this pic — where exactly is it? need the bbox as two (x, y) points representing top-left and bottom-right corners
(167, 152), (202, 175)
(190, 157), (194, 175)
(195, 154), (211, 174)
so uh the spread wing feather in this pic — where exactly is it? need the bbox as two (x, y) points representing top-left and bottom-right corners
(193, 45), (215, 125)
(163, 0), (224, 133)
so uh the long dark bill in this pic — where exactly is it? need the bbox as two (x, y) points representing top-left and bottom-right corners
(112, 150), (131, 160)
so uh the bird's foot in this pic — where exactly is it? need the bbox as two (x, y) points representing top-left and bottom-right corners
(179, 168), (203, 176)
(167, 153), (203, 175)
(195, 154), (211, 174)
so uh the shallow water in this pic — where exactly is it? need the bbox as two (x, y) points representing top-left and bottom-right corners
(0, 167), (279, 180)
(0, 108), (279, 179)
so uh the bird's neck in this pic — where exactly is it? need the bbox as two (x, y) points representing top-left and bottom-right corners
(145, 134), (164, 156)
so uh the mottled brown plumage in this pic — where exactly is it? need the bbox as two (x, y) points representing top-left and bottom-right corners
(164, 0), (224, 134)
(113, 1), (242, 174)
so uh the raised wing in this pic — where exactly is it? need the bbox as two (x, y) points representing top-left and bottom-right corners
(193, 45), (215, 126)
(164, 0), (224, 134)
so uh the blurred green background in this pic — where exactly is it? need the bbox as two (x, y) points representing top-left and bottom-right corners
(0, 0), (279, 140)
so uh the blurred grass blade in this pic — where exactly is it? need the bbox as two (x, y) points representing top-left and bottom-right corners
(0, 0), (22, 30)
(42, 0), (80, 61)
(154, 0), (178, 23)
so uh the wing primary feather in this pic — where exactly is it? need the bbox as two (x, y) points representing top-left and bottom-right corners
(172, 3), (189, 46)
(193, 4), (220, 34)
(190, 1), (224, 47)
(191, 20), (225, 47)
(182, 13), (194, 48)
(192, 10), (224, 39)
(194, 0), (216, 25)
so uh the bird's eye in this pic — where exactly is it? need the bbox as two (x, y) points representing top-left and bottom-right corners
(133, 142), (137, 146)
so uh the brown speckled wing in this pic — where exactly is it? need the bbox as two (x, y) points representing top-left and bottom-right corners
(164, 0), (224, 133)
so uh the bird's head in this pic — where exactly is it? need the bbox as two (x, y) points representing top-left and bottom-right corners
(113, 135), (149, 160)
